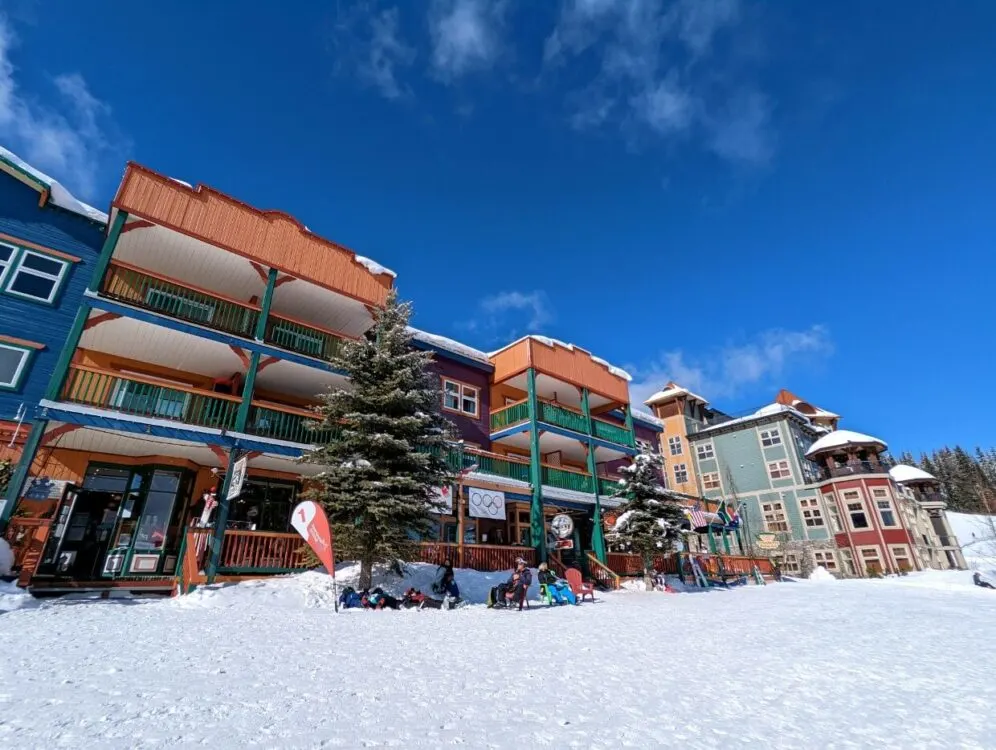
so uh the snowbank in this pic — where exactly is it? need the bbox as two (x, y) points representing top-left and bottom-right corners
(0, 537), (13, 576)
(0, 580), (36, 613)
(808, 565), (834, 582)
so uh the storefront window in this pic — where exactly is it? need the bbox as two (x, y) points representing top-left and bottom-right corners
(227, 479), (298, 532)
(135, 471), (182, 550)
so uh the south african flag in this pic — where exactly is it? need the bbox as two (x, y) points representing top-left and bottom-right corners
(717, 500), (740, 528)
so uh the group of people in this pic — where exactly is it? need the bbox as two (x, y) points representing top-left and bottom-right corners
(487, 559), (578, 609)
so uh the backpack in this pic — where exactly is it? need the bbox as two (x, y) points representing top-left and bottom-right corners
(520, 568), (533, 586)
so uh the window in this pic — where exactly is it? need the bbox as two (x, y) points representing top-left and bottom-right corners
(762, 502), (789, 532)
(702, 472), (721, 490)
(668, 436), (683, 456)
(872, 488), (888, 499)
(673, 463), (688, 484)
(813, 550), (837, 571)
(5, 250), (70, 304)
(860, 547), (883, 575)
(777, 552), (800, 574)
(891, 546), (912, 572)
(839, 549), (856, 576)
(767, 460), (791, 480)
(442, 378), (479, 417)
(0, 342), (34, 390)
(847, 501), (869, 529)
(0, 242), (15, 286)
(696, 442), (714, 460)
(800, 497), (824, 527)
(825, 500), (843, 533)
(110, 381), (189, 420)
(877, 499), (897, 527)
(760, 429), (782, 447)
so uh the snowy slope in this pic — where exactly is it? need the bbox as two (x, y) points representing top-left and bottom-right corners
(2, 570), (995, 748)
(948, 511), (996, 568)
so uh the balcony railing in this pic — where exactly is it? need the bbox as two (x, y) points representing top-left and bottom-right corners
(541, 465), (595, 494)
(101, 261), (351, 362)
(539, 401), (588, 434)
(244, 403), (339, 445)
(62, 365), (241, 430)
(819, 460), (892, 480)
(598, 475), (624, 497)
(592, 418), (632, 446)
(490, 400), (529, 431)
(472, 450), (531, 483)
(218, 530), (311, 573)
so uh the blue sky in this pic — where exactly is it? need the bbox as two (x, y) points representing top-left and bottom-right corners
(1, 1), (993, 454)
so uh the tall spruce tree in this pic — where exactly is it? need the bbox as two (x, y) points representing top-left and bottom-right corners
(606, 451), (686, 589)
(303, 291), (454, 589)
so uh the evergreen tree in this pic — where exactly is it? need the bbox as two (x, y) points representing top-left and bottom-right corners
(910, 445), (996, 514)
(605, 452), (686, 589)
(303, 291), (455, 589)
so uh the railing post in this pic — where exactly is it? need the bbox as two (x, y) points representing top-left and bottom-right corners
(623, 403), (636, 448)
(206, 447), (241, 582)
(235, 351), (261, 432)
(88, 210), (127, 293)
(526, 367), (546, 562)
(586, 442), (607, 564)
(254, 267), (278, 341)
(0, 419), (48, 528)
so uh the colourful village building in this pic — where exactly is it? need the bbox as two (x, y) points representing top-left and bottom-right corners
(642, 382), (713, 495)
(0, 148), (106, 523)
(889, 464), (967, 570)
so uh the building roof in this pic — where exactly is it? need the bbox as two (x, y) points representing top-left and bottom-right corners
(0, 146), (108, 224)
(488, 335), (632, 381)
(805, 429), (887, 458)
(408, 327), (492, 369)
(889, 464), (937, 484)
(644, 382), (709, 407)
(630, 408), (664, 430)
(688, 402), (816, 440)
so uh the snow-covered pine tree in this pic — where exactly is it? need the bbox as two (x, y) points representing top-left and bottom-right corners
(302, 291), (455, 590)
(606, 451), (686, 590)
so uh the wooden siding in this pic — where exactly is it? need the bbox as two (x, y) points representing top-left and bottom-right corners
(113, 163), (392, 308)
(0, 174), (104, 423)
(489, 337), (629, 403)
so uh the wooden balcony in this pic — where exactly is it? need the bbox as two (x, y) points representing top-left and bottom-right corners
(101, 261), (351, 361)
(113, 162), (393, 307)
(490, 398), (634, 447)
(418, 542), (536, 571)
(61, 364), (335, 445)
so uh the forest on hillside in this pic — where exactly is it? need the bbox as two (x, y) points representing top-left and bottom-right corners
(896, 447), (996, 514)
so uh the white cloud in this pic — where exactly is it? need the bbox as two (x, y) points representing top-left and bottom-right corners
(544, 0), (774, 166)
(462, 289), (554, 342)
(360, 8), (416, 100)
(428, 0), (507, 81)
(627, 325), (833, 406)
(0, 15), (122, 199)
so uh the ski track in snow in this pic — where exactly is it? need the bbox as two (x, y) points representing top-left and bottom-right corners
(1, 570), (995, 749)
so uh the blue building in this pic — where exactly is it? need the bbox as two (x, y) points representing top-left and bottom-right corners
(0, 147), (106, 523)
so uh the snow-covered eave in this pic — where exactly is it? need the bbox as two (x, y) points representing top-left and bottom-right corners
(644, 386), (709, 407)
(0, 146), (108, 225)
(354, 255), (396, 279)
(688, 407), (819, 440)
(408, 327), (493, 370)
(487, 335), (632, 381)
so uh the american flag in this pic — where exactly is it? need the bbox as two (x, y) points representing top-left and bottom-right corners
(686, 503), (709, 529)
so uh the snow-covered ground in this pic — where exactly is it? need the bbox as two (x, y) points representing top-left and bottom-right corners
(2, 566), (995, 749)
(948, 511), (996, 569)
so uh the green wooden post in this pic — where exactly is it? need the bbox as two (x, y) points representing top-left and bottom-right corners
(254, 267), (278, 341)
(526, 367), (546, 561)
(581, 387), (594, 437)
(206, 447), (240, 582)
(722, 528), (732, 554)
(0, 419), (47, 527)
(87, 210), (127, 293)
(707, 525), (717, 553)
(586, 442), (607, 563)
(623, 403), (636, 447)
(44, 304), (91, 400)
(235, 351), (261, 432)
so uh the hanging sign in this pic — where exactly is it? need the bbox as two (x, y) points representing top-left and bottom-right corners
(551, 514), (574, 539)
(227, 456), (249, 501)
(554, 539), (575, 550)
(291, 500), (335, 574)
(468, 488), (505, 520)
(429, 485), (453, 515)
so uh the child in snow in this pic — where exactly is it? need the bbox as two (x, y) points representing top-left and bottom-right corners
(432, 560), (460, 598)
(537, 562), (577, 605)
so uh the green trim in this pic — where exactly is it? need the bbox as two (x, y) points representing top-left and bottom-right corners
(0, 341), (37, 391)
(0, 154), (51, 194)
(44, 303), (91, 400)
(722, 529), (732, 554)
(235, 351), (261, 431)
(206, 448), (240, 583)
(581, 389), (606, 563)
(623, 404), (636, 447)
(0, 419), (47, 526)
(526, 367), (546, 561)
(87, 210), (127, 293)
(255, 267), (278, 340)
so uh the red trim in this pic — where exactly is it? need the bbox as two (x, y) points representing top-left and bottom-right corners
(274, 275), (295, 288)
(208, 445), (229, 466)
(120, 219), (155, 233)
(228, 345), (250, 369)
(83, 311), (122, 331)
(248, 261), (268, 282)
(257, 356), (280, 373)
(41, 424), (81, 446)
(0, 335), (45, 350)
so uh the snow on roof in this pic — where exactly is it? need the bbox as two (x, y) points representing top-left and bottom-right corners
(691, 402), (812, 438)
(354, 255), (396, 279)
(0, 145), (108, 224)
(630, 408), (664, 429)
(408, 327), (490, 364)
(488, 335), (632, 381)
(805, 429), (887, 458)
(889, 464), (937, 484)
(644, 385), (709, 406)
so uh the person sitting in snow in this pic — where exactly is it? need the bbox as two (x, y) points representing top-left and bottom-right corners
(432, 560), (460, 599)
(402, 588), (444, 609)
(507, 560), (532, 610)
(537, 562), (577, 605)
(973, 571), (995, 590)
(338, 586), (364, 609)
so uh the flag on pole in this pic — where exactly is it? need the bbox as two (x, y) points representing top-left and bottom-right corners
(686, 503), (709, 529)
(717, 500), (740, 528)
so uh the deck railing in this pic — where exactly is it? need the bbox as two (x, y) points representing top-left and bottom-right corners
(598, 475), (623, 498)
(176, 527), (212, 593)
(417, 542), (535, 571)
(691, 554), (773, 578)
(102, 261), (259, 338)
(592, 418), (632, 446)
(539, 401), (588, 434)
(541, 465), (595, 494)
(218, 530), (312, 573)
(490, 400), (530, 431)
(2, 517), (52, 586)
(62, 364), (241, 430)
(244, 403), (339, 445)
(606, 552), (680, 576)
(586, 552), (621, 590)
(263, 314), (348, 361)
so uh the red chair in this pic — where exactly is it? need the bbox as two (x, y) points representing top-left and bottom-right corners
(566, 567), (595, 602)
